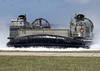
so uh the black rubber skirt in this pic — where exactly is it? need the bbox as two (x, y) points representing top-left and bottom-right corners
(7, 34), (87, 48)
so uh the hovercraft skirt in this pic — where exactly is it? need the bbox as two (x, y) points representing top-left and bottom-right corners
(7, 34), (85, 48)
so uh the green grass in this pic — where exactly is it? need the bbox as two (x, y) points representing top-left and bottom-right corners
(0, 56), (100, 71)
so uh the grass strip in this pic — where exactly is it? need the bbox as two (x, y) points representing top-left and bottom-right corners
(0, 56), (100, 71)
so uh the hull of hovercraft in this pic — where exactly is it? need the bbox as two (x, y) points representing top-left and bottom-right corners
(7, 34), (87, 48)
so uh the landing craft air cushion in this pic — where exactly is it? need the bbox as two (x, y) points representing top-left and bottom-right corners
(7, 14), (94, 49)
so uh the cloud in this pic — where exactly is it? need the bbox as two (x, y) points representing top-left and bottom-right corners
(63, 0), (91, 4)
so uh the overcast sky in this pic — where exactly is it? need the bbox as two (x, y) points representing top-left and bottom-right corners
(0, 0), (99, 25)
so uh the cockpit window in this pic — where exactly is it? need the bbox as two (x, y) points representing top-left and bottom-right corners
(11, 21), (24, 26)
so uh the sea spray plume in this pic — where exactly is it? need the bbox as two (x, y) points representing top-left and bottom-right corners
(90, 14), (100, 49)
(0, 24), (9, 48)
(0, 15), (15, 48)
